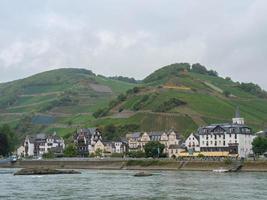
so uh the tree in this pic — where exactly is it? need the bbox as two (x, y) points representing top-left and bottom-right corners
(0, 132), (9, 156)
(252, 137), (267, 155)
(223, 90), (231, 97)
(42, 150), (55, 159)
(63, 144), (77, 157)
(144, 141), (165, 158)
(95, 148), (103, 157)
(0, 124), (17, 156)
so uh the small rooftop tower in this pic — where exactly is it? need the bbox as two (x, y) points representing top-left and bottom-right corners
(232, 106), (245, 125)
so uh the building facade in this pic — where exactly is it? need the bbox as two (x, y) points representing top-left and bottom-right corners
(73, 128), (102, 156)
(22, 133), (65, 157)
(73, 128), (127, 156)
(192, 109), (255, 158)
(126, 130), (183, 157)
(185, 133), (200, 152)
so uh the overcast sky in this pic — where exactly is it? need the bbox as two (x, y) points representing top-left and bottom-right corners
(0, 0), (266, 88)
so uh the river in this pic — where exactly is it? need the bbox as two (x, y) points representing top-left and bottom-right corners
(0, 169), (266, 200)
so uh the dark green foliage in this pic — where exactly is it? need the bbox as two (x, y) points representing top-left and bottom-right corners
(144, 63), (191, 83)
(109, 76), (138, 83)
(238, 82), (267, 98)
(101, 124), (140, 141)
(63, 144), (77, 157)
(117, 93), (127, 102)
(132, 95), (149, 111)
(144, 141), (165, 158)
(191, 63), (208, 74)
(0, 124), (17, 156)
(0, 132), (9, 156)
(93, 108), (109, 118)
(153, 98), (186, 112)
(110, 153), (124, 158)
(127, 150), (146, 158)
(223, 90), (231, 97)
(191, 63), (218, 77)
(126, 87), (141, 95)
(252, 136), (267, 155)
(42, 150), (55, 159)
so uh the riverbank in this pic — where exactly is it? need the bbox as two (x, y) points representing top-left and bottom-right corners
(1, 159), (267, 172)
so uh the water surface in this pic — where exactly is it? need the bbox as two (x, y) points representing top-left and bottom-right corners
(0, 169), (266, 200)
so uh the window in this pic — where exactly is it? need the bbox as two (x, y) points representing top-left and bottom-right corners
(223, 141), (225, 146)
(235, 134), (237, 139)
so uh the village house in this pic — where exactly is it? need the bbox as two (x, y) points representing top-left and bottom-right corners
(126, 130), (183, 157)
(103, 141), (127, 155)
(184, 108), (256, 158)
(185, 133), (200, 152)
(19, 133), (65, 157)
(73, 128), (102, 156)
(73, 128), (127, 156)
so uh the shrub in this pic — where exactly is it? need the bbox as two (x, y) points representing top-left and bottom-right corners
(111, 153), (124, 158)
(153, 98), (186, 112)
(42, 150), (55, 159)
(127, 151), (146, 158)
(63, 144), (77, 157)
(223, 90), (231, 97)
(252, 136), (267, 155)
(224, 157), (233, 165)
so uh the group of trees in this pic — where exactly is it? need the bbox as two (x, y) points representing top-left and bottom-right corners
(0, 124), (17, 157)
(100, 124), (139, 141)
(109, 76), (138, 84)
(238, 82), (267, 98)
(191, 63), (218, 77)
(127, 141), (166, 158)
(252, 136), (267, 155)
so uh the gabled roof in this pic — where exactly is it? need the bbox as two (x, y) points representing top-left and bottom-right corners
(197, 123), (252, 135)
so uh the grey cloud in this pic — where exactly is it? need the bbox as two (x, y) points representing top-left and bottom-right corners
(0, 0), (266, 89)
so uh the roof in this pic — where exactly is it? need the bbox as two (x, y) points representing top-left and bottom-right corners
(193, 133), (200, 141)
(197, 123), (252, 135)
(127, 132), (141, 139)
(35, 133), (46, 140)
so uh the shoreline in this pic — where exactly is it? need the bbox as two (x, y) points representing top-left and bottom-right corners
(1, 160), (267, 172)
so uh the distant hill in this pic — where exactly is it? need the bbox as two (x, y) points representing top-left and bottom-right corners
(1, 63), (267, 141)
(0, 68), (137, 139)
(93, 63), (267, 138)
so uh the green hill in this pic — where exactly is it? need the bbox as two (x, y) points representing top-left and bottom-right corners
(1, 63), (267, 141)
(0, 68), (137, 139)
(93, 63), (267, 138)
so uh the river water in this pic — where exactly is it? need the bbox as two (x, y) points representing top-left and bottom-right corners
(0, 168), (266, 200)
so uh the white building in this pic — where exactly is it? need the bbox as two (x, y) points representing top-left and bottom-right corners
(185, 133), (200, 152)
(196, 109), (255, 158)
(22, 133), (65, 157)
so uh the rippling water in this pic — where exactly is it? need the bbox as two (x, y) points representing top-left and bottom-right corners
(0, 168), (266, 200)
